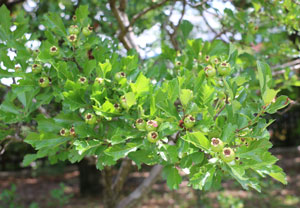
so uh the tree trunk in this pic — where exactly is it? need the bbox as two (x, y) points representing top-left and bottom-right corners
(77, 158), (103, 196)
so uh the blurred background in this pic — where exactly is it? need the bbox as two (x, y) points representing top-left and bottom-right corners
(0, 0), (300, 207)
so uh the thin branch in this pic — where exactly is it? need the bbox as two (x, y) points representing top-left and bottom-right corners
(129, 0), (170, 28)
(277, 99), (299, 115)
(116, 165), (163, 208)
(186, 0), (209, 8)
(271, 59), (300, 76)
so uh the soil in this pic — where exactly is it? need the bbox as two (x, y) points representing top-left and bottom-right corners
(0, 151), (299, 208)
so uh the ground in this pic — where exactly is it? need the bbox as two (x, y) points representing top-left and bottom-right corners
(0, 150), (299, 208)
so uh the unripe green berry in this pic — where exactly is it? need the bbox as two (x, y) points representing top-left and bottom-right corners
(221, 147), (235, 162)
(32, 64), (42, 73)
(78, 77), (87, 85)
(146, 120), (158, 131)
(85, 113), (97, 125)
(114, 72), (126, 82)
(136, 119), (146, 131)
(210, 138), (224, 152)
(39, 77), (50, 88)
(50, 46), (59, 56)
(70, 126), (76, 137)
(120, 96), (129, 109)
(147, 131), (159, 143)
(95, 77), (104, 85)
(184, 115), (196, 129)
(60, 128), (70, 137)
(82, 25), (93, 36)
(68, 34), (77, 43)
(204, 65), (216, 77)
(218, 62), (231, 76)
(113, 103), (122, 113)
(68, 25), (80, 35)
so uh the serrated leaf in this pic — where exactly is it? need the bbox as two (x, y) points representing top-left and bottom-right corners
(180, 89), (193, 107)
(162, 165), (182, 190)
(130, 73), (150, 96)
(182, 132), (210, 151)
(124, 92), (136, 108)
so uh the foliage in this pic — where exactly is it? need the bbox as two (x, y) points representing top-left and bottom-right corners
(0, 3), (291, 193)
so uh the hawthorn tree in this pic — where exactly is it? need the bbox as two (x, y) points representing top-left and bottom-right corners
(0, 1), (299, 208)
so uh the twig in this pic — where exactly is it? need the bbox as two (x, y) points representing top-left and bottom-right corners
(277, 99), (299, 115)
(129, 0), (170, 28)
(186, 0), (209, 8)
(271, 59), (300, 76)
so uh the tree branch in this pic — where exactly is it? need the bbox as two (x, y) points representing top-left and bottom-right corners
(109, 0), (141, 54)
(186, 0), (209, 8)
(271, 59), (300, 76)
(112, 157), (132, 197)
(116, 165), (163, 208)
(129, 0), (170, 28)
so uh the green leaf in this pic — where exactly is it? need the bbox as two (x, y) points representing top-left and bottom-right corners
(262, 88), (278, 105)
(75, 5), (90, 24)
(180, 89), (193, 107)
(266, 95), (289, 114)
(124, 92), (136, 108)
(99, 59), (112, 77)
(0, 5), (11, 40)
(162, 165), (182, 190)
(257, 61), (272, 95)
(43, 13), (67, 36)
(104, 143), (142, 161)
(182, 132), (210, 151)
(22, 154), (38, 167)
(130, 73), (150, 96)
(221, 123), (237, 143)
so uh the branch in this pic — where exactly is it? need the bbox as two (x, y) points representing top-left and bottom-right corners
(129, 0), (169, 28)
(109, 0), (141, 54)
(187, 0), (209, 8)
(116, 165), (163, 208)
(168, 0), (186, 50)
(112, 158), (132, 196)
(271, 59), (300, 76)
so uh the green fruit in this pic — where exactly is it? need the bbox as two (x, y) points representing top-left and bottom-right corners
(78, 77), (87, 84)
(113, 103), (122, 113)
(50, 46), (59, 56)
(146, 120), (158, 131)
(120, 96), (129, 109)
(85, 113), (97, 125)
(68, 34), (77, 43)
(82, 26), (93, 36)
(205, 65), (216, 77)
(70, 126), (76, 136)
(68, 25), (80, 34)
(95, 77), (104, 85)
(210, 138), (224, 152)
(184, 115), (196, 129)
(32, 64), (42, 73)
(39, 77), (50, 88)
(60, 128), (70, 137)
(221, 147), (235, 162)
(205, 55), (210, 62)
(147, 131), (159, 143)
(114, 72), (126, 82)
(218, 62), (231, 76)
(136, 119), (146, 131)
